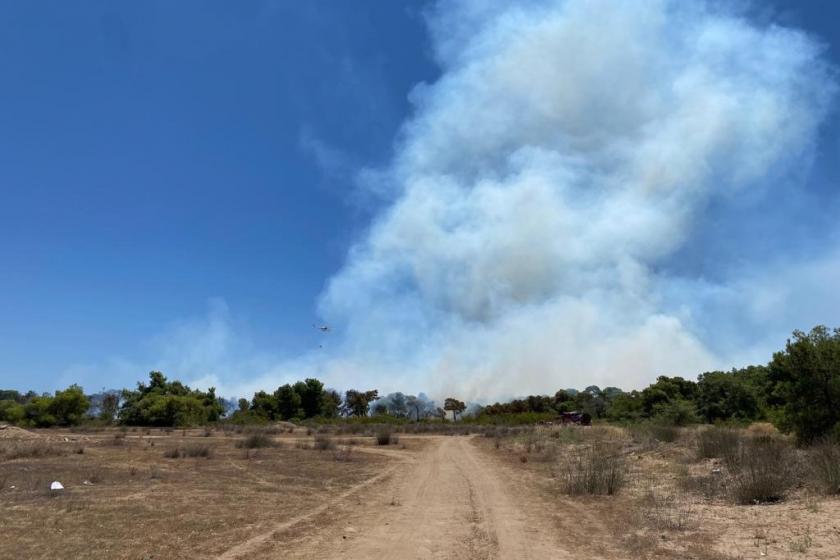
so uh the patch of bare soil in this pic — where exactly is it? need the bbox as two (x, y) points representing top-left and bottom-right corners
(0, 428), (391, 559)
(0, 424), (43, 439)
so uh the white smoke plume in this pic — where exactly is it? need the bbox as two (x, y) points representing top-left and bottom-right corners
(310, 0), (836, 401)
(173, 0), (837, 402)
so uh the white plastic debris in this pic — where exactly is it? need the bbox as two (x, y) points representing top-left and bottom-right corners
(50, 481), (64, 491)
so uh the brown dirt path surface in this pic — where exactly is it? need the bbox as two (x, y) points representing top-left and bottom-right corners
(217, 436), (574, 559)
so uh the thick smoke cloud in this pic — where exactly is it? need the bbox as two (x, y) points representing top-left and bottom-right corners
(163, 0), (837, 402)
(311, 0), (836, 401)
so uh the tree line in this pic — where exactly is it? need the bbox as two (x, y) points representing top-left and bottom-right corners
(1, 325), (838, 443)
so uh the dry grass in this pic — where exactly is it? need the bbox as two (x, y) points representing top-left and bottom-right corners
(163, 444), (213, 459)
(313, 434), (336, 450)
(555, 442), (627, 495)
(1, 440), (68, 460)
(0, 426), (390, 560)
(807, 440), (840, 495)
(695, 426), (740, 459)
(723, 435), (798, 504)
(486, 423), (840, 560)
(235, 433), (274, 449)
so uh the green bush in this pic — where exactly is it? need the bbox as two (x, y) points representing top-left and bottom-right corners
(0, 400), (25, 424)
(119, 372), (223, 427)
(768, 326), (840, 444)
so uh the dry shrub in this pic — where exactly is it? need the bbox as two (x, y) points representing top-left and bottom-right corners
(164, 444), (213, 459)
(640, 490), (697, 530)
(807, 440), (840, 495)
(585, 425), (626, 442)
(556, 443), (627, 495)
(85, 469), (104, 484)
(376, 430), (396, 445)
(552, 425), (583, 444)
(628, 423), (658, 450)
(648, 423), (680, 443)
(236, 433), (273, 449)
(725, 436), (797, 504)
(333, 445), (353, 462)
(313, 434), (336, 451)
(678, 472), (724, 500)
(696, 426), (740, 459)
(1, 441), (68, 460)
(746, 422), (779, 436)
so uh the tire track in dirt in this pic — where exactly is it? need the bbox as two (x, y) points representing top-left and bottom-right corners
(290, 436), (574, 559)
(215, 465), (400, 560)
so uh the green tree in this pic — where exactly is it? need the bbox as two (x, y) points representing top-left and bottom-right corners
(768, 326), (840, 443)
(251, 390), (278, 420)
(444, 397), (466, 422)
(24, 396), (56, 427)
(641, 376), (697, 417)
(298, 378), (325, 418)
(0, 399), (25, 423)
(651, 398), (699, 426)
(47, 384), (90, 426)
(119, 372), (224, 426)
(343, 389), (378, 417)
(606, 391), (644, 422)
(97, 392), (120, 423)
(695, 371), (759, 423)
(319, 389), (342, 418)
(273, 384), (302, 420)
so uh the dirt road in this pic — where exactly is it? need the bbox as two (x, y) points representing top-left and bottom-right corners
(217, 436), (574, 559)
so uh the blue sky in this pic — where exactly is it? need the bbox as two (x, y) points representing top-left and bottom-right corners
(2, 1), (839, 399)
(0, 1), (435, 391)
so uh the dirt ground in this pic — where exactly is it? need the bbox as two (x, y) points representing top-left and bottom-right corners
(1, 426), (839, 559)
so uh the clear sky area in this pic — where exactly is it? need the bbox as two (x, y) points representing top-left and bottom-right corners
(2, 1), (839, 400)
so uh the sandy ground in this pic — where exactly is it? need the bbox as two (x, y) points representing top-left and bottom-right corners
(3, 427), (839, 559)
(218, 436), (574, 559)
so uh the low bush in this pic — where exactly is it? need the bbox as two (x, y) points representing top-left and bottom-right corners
(648, 423), (680, 443)
(333, 446), (353, 462)
(696, 427), (740, 459)
(677, 472), (724, 500)
(1, 441), (67, 460)
(376, 430), (397, 445)
(640, 490), (696, 530)
(235, 433), (274, 449)
(724, 436), (798, 504)
(807, 440), (840, 495)
(313, 434), (336, 451)
(556, 443), (627, 495)
(163, 444), (213, 459)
